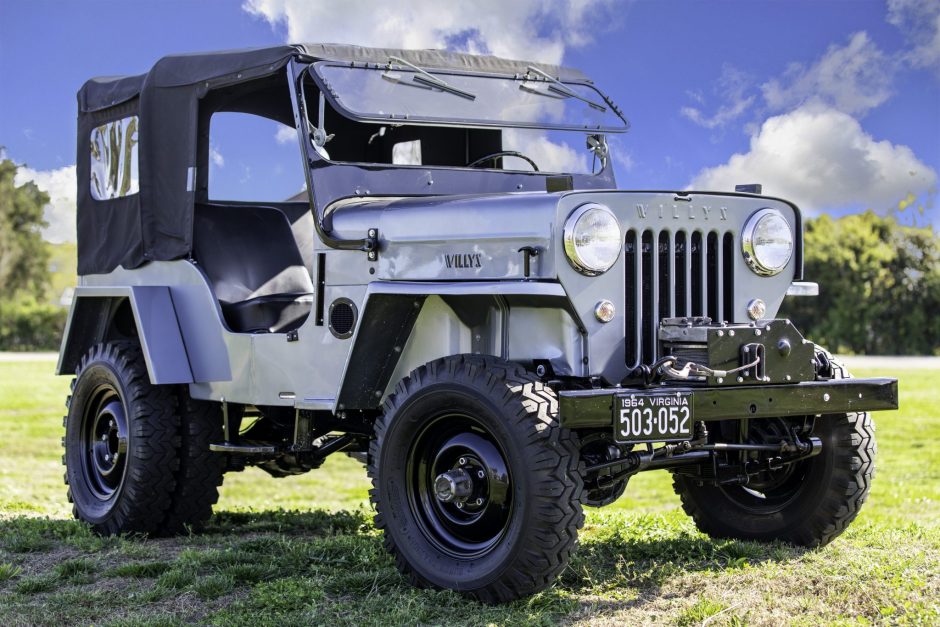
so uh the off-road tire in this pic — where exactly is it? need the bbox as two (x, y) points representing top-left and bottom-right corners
(64, 342), (180, 535)
(369, 355), (584, 603)
(672, 356), (876, 547)
(159, 392), (225, 534)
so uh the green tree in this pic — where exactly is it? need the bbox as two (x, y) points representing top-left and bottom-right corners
(784, 211), (940, 355)
(0, 158), (50, 298)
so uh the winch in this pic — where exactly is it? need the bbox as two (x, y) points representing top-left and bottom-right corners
(654, 317), (817, 386)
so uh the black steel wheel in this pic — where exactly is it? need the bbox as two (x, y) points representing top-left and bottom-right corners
(408, 413), (513, 558)
(370, 355), (584, 603)
(673, 356), (876, 547)
(63, 342), (180, 535)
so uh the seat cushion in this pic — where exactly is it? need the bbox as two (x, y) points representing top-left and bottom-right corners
(222, 293), (314, 334)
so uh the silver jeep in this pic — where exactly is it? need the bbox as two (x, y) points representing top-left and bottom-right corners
(59, 44), (898, 603)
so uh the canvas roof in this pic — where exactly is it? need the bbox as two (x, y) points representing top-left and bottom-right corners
(78, 43), (589, 112)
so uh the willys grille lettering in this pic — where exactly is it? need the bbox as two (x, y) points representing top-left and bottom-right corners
(444, 253), (483, 269)
(636, 203), (728, 221)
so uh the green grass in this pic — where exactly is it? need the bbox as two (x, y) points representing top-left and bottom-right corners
(0, 357), (938, 625)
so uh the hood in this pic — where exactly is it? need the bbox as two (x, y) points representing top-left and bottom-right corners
(328, 193), (562, 281)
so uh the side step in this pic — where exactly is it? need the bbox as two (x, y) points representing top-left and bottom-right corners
(209, 442), (277, 455)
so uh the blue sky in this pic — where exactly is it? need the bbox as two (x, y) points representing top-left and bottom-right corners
(1, 0), (938, 242)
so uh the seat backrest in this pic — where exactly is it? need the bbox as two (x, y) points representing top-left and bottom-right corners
(193, 204), (314, 305)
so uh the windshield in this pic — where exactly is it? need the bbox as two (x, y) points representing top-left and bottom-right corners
(312, 61), (629, 133)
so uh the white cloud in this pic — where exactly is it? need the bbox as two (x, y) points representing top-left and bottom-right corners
(687, 105), (937, 214)
(274, 124), (296, 144)
(888, 0), (940, 77)
(13, 164), (77, 243)
(681, 65), (755, 130)
(502, 129), (589, 174)
(209, 145), (225, 168)
(242, 0), (620, 65)
(606, 135), (634, 173)
(761, 32), (894, 117)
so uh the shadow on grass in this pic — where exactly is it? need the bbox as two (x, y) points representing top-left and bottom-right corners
(0, 509), (809, 624)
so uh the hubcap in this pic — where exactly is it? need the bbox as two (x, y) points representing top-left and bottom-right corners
(81, 385), (129, 500)
(434, 468), (473, 503)
(408, 413), (512, 558)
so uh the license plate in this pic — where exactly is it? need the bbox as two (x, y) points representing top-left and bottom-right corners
(613, 392), (693, 443)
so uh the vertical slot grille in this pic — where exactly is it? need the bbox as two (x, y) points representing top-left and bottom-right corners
(641, 230), (655, 365)
(723, 232), (735, 323)
(658, 231), (672, 319)
(707, 231), (719, 321)
(625, 228), (736, 368)
(674, 231), (687, 317)
(624, 230), (638, 365)
(690, 231), (703, 316)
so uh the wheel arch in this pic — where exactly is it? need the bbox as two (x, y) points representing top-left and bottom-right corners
(57, 286), (194, 385)
(335, 281), (584, 410)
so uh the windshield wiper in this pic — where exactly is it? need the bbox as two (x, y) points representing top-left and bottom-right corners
(386, 56), (476, 100)
(524, 66), (607, 112)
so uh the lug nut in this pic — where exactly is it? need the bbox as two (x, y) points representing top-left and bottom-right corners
(456, 502), (464, 509)
(475, 498), (484, 506)
(458, 457), (467, 466)
(477, 470), (485, 479)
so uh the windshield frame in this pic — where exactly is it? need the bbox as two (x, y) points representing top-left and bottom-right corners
(309, 61), (630, 133)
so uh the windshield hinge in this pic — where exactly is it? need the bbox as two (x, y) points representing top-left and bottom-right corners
(587, 134), (609, 167)
(311, 92), (334, 157)
(366, 228), (379, 261)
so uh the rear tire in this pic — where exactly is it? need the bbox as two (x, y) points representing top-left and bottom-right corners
(369, 355), (584, 603)
(64, 342), (180, 535)
(673, 357), (876, 547)
(159, 392), (225, 534)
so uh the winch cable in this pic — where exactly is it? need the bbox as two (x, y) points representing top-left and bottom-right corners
(656, 355), (762, 381)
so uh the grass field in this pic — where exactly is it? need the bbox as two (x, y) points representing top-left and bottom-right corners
(0, 356), (937, 625)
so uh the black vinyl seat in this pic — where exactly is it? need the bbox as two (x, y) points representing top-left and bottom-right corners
(193, 204), (314, 333)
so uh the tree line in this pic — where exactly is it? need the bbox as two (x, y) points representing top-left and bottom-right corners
(783, 209), (940, 355)
(1, 158), (937, 354)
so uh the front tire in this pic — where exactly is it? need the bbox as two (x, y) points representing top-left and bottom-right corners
(369, 355), (584, 603)
(673, 358), (876, 547)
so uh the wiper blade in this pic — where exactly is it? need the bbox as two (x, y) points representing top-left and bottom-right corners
(386, 56), (476, 100)
(524, 66), (607, 112)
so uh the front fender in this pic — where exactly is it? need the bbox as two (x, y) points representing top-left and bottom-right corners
(335, 281), (581, 409)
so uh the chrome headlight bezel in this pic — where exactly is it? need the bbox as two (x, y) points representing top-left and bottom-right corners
(563, 203), (622, 276)
(742, 208), (793, 276)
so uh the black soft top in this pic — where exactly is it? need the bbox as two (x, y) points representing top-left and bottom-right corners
(76, 44), (587, 276)
(78, 43), (587, 112)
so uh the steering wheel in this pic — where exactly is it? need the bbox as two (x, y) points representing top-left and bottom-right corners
(466, 151), (540, 172)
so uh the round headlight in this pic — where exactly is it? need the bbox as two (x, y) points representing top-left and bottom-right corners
(563, 203), (622, 275)
(742, 209), (793, 276)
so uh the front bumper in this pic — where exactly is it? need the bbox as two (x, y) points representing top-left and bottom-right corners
(559, 377), (898, 429)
